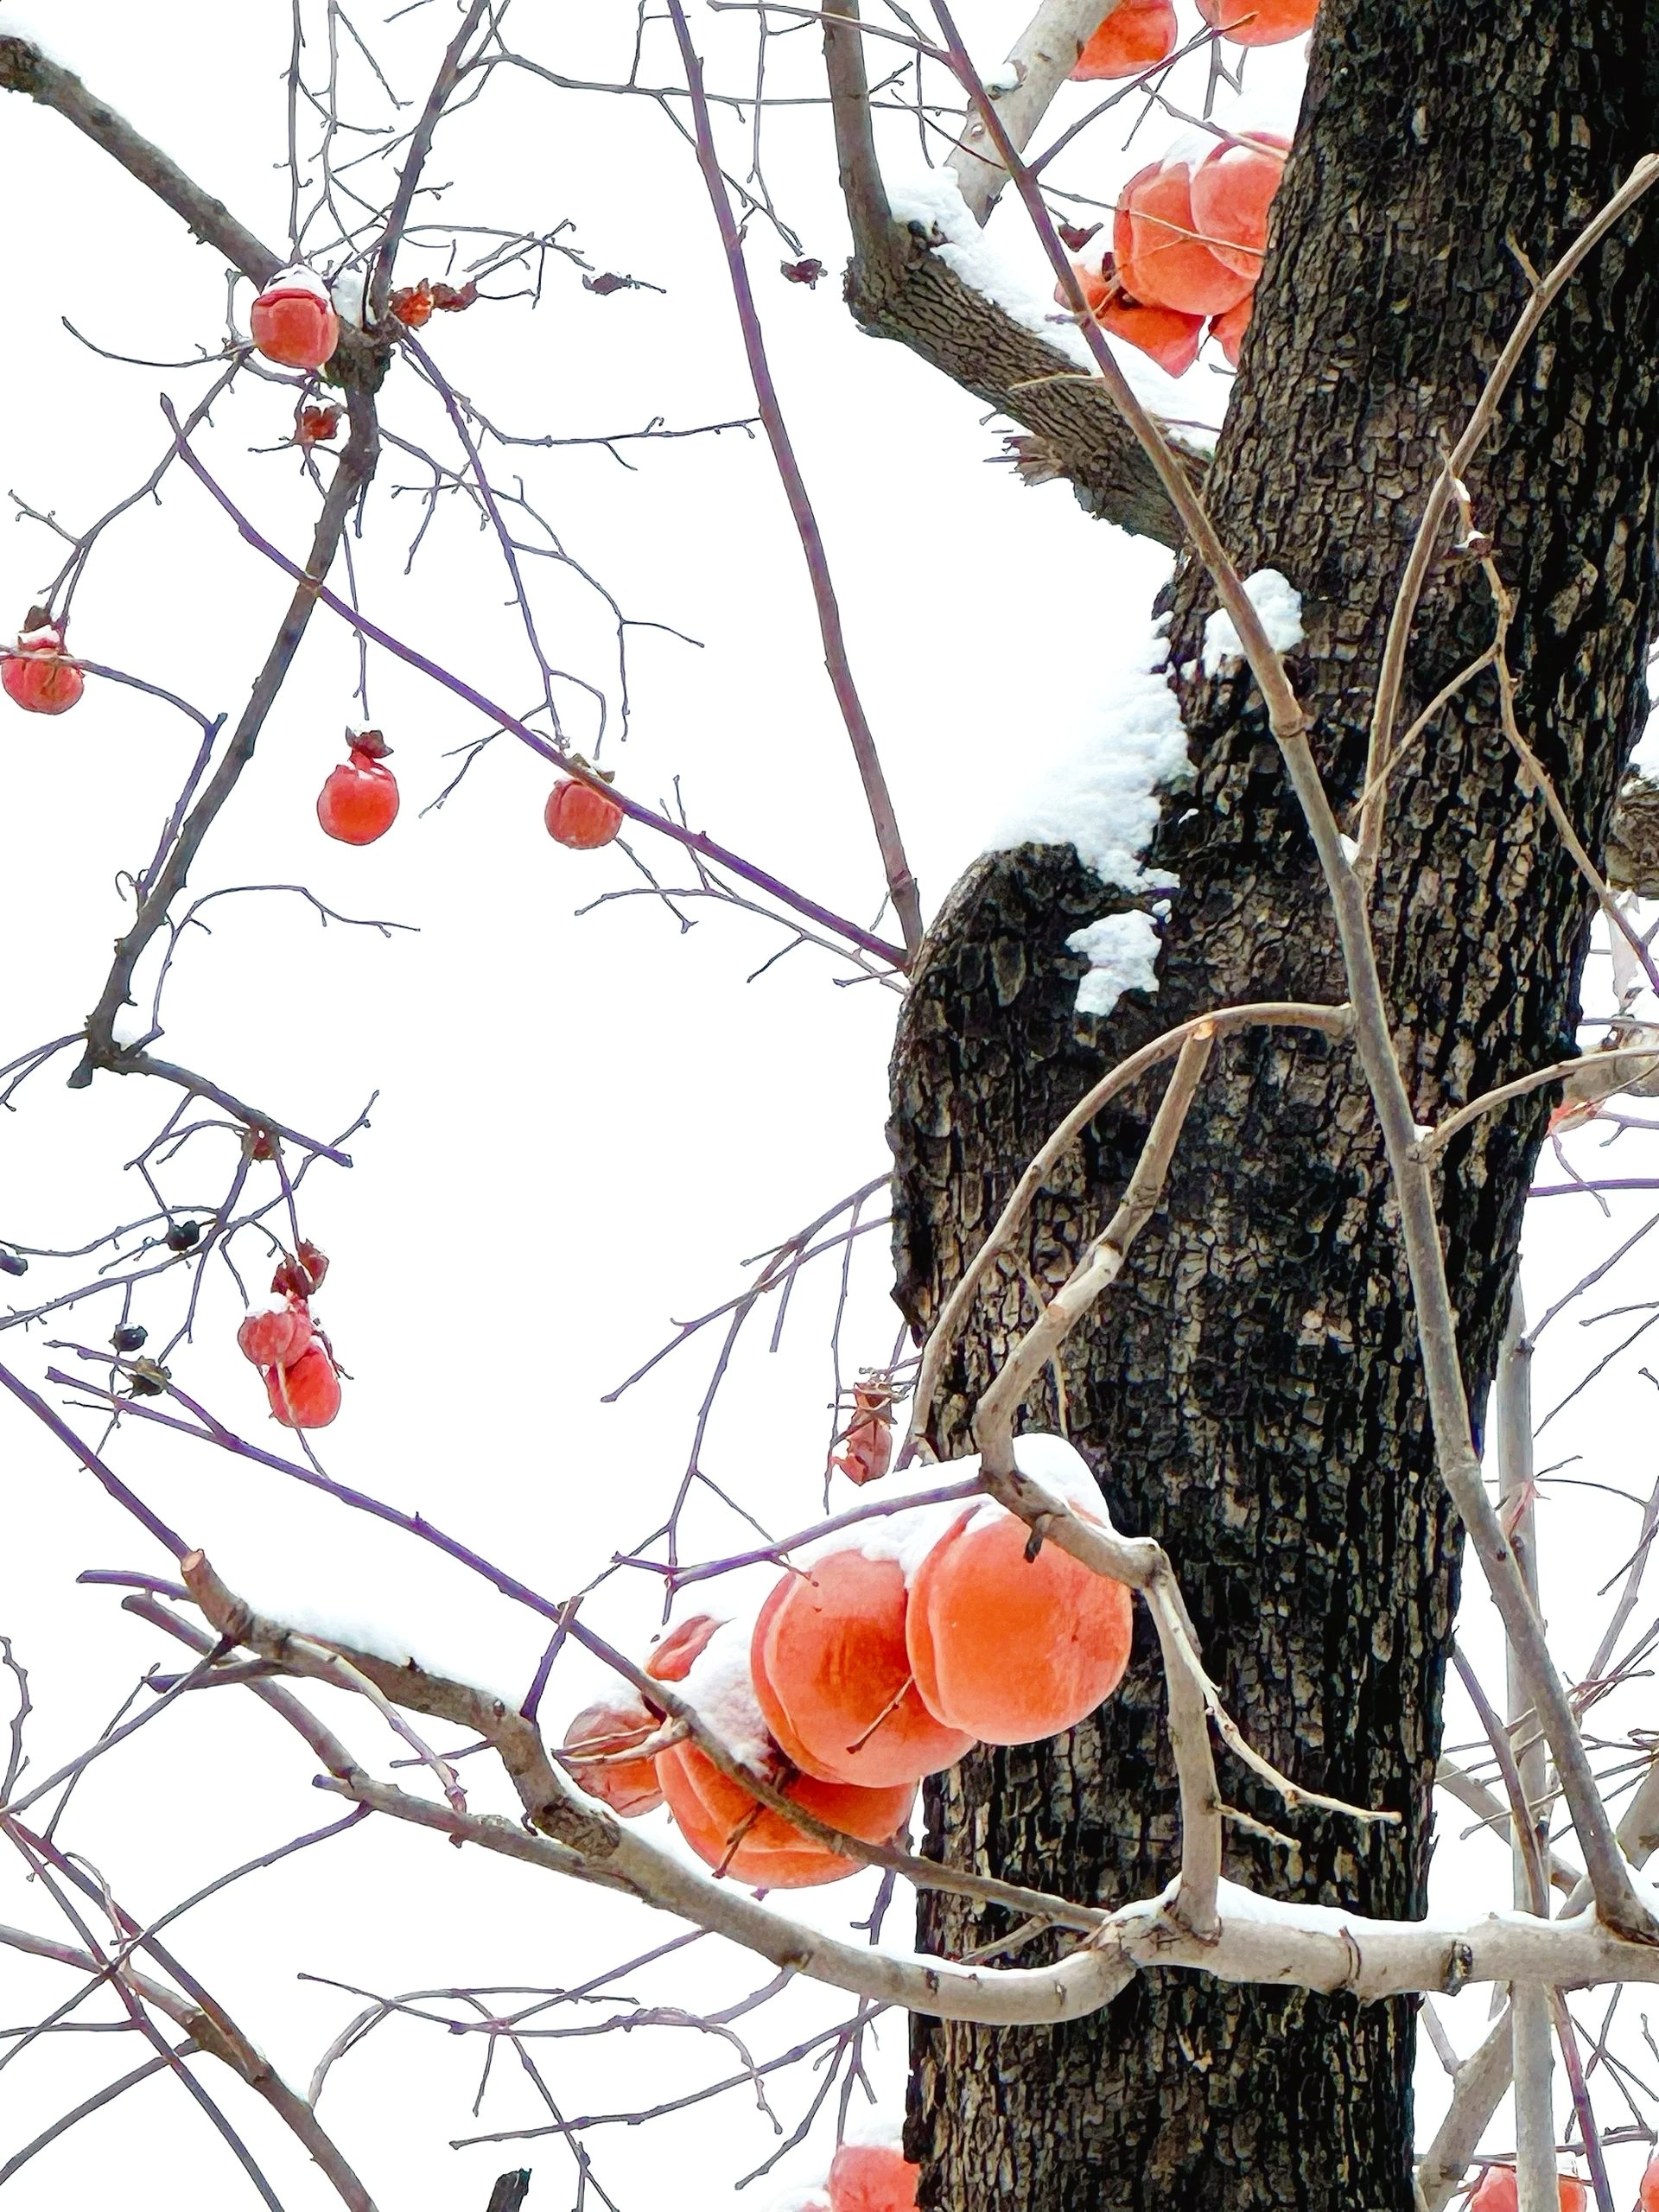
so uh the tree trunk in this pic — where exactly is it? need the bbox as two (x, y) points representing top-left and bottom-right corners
(892, 4), (1659, 2206)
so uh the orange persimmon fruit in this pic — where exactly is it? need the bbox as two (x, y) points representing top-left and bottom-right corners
(1210, 291), (1253, 366)
(906, 1504), (1133, 1745)
(250, 270), (340, 371)
(318, 733), (399, 845)
(1071, 1), (1178, 80)
(1467, 2171), (1586, 2212)
(3, 615), (83, 715)
(1188, 132), (1291, 278)
(751, 1550), (975, 1788)
(264, 1342), (342, 1429)
(1115, 155), (1255, 317)
(655, 1741), (912, 1888)
(545, 779), (624, 849)
(1056, 260), (1205, 376)
(563, 1696), (664, 1818)
(645, 1613), (724, 1686)
(828, 2143), (920, 2212)
(1196, 0), (1318, 44)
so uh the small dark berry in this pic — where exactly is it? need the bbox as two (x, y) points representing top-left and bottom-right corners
(112, 1322), (148, 1353)
(165, 1221), (200, 1252)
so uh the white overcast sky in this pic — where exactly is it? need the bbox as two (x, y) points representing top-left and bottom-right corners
(1, 4), (1656, 2205)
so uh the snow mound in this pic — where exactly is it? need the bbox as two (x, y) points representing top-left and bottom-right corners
(1201, 568), (1305, 675)
(1069, 911), (1162, 1020)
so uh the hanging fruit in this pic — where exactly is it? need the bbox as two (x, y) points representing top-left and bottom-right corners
(1115, 151), (1255, 317)
(545, 778), (623, 850)
(1196, 0), (1319, 47)
(237, 1296), (315, 1370)
(1188, 132), (1291, 278)
(265, 1342), (342, 1428)
(3, 610), (83, 715)
(906, 1499), (1133, 1745)
(562, 1697), (665, 1818)
(250, 267), (340, 371)
(1071, 0), (1178, 80)
(655, 1739), (913, 1888)
(318, 730), (400, 845)
(751, 1548), (975, 1788)
(827, 2144), (920, 2212)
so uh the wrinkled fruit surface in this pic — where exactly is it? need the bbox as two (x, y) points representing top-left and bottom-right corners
(238, 1300), (314, 1370)
(545, 780), (623, 849)
(265, 1342), (342, 1428)
(563, 1697), (664, 1817)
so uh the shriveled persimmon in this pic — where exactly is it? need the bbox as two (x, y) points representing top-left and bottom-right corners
(906, 1503), (1133, 1744)
(828, 2144), (919, 2212)
(1195, 0), (1318, 44)
(1071, 1), (1177, 81)
(1188, 132), (1290, 278)
(562, 1696), (664, 1818)
(238, 1296), (314, 1370)
(655, 1741), (912, 1887)
(645, 1613), (723, 1686)
(545, 779), (623, 849)
(3, 614), (83, 715)
(265, 1342), (342, 1429)
(1115, 155), (1255, 317)
(751, 1550), (974, 1788)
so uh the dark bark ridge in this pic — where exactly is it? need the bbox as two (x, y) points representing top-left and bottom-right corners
(893, 4), (1659, 2208)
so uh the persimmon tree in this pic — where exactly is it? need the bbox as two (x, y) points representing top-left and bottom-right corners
(4, 4), (1659, 2212)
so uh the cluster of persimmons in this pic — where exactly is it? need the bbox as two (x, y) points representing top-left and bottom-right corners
(1062, 0), (1316, 375)
(560, 1470), (1134, 1891)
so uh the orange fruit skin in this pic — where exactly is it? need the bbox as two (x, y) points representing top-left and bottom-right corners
(828, 2144), (919, 2212)
(1210, 291), (1253, 367)
(1639, 2155), (1659, 2212)
(3, 651), (83, 715)
(1188, 134), (1290, 278)
(906, 1507), (1133, 1745)
(563, 1697), (664, 1818)
(645, 1614), (723, 1685)
(656, 1741), (912, 1888)
(1195, 0), (1318, 44)
(1116, 159), (1255, 317)
(545, 780), (623, 849)
(1056, 262), (1205, 376)
(1468, 2174), (1586, 2212)
(264, 1343), (342, 1428)
(1071, 1), (1178, 80)
(317, 753), (400, 844)
(250, 289), (340, 371)
(751, 1552), (975, 1788)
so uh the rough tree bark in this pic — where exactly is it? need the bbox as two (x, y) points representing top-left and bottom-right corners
(887, 3), (1659, 2206)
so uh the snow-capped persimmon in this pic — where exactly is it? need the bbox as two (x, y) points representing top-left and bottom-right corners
(655, 1742), (913, 1888)
(545, 779), (623, 849)
(318, 734), (399, 845)
(250, 268), (340, 371)
(1196, 0), (1319, 44)
(906, 1504), (1133, 1745)
(1115, 155), (1255, 317)
(1071, 0), (1178, 80)
(645, 1613), (724, 1687)
(562, 1696), (664, 1818)
(264, 1342), (342, 1429)
(1189, 132), (1291, 279)
(237, 1297), (314, 1371)
(751, 1550), (975, 1789)
(828, 2144), (920, 2212)
(1210, 291), (1253, 367)
(1466, 2171), (1586, 2212)
(3, 614), (83, 715)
